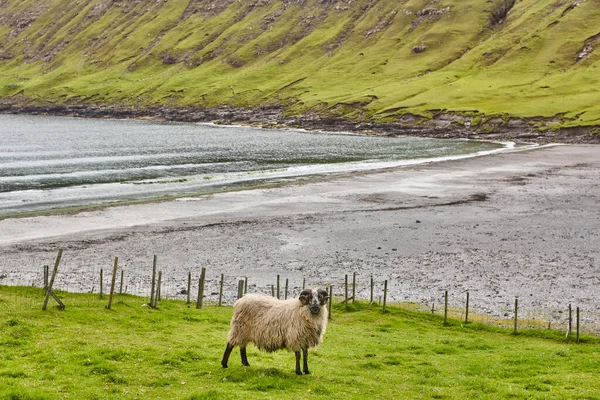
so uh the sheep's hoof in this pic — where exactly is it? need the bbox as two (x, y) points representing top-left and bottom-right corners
(295, 369), (302, 375)
(242, 362), (250, 367)
(304, 370), (311, 375)
(221, 362), (228, 369)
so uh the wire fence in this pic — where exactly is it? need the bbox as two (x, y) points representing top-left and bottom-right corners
(1, 249), (598, 337)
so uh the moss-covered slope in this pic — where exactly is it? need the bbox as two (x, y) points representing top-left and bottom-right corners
(0, 0), (599, 129)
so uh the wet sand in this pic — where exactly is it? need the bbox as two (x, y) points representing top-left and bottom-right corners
(1, 144), (599, 331)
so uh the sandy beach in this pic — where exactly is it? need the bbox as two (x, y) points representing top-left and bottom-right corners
(1, 144), (599, 331)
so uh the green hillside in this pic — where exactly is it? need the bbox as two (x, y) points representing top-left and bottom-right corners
(0, 0), (599, 132)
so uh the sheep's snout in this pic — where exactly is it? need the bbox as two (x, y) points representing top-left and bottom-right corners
(309, 303), (321, 314)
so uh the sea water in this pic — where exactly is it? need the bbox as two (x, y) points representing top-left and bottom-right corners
(0, 114), (513, 215)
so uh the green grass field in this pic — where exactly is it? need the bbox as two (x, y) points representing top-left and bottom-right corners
(1, 0), (599, 129)
(1, 285), (599, 400)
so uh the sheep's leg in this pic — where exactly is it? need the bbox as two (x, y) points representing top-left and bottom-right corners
(302, 348), (310, 375)
(221, 342), (234, 368)
(294, 351), (302, 375)
(240, 346), (250, 366)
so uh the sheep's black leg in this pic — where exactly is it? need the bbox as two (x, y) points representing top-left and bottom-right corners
(240, 346), (250, 366)
(302, 348), (310, 375)
(294, 351), (302, 375)
(221, 342), (234, 368)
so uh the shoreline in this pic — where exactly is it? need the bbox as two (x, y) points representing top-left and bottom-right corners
(1, 102), (599, 145)
(0, 112), (536, 219)
(0, 132), (538, 220)
(1, 144), (600, 332)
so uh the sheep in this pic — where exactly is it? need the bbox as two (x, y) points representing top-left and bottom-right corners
(221, 288), (329, 375)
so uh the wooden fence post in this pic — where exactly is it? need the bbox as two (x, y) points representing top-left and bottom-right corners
(244, 277), (248, 295)
(352, 272), (356, 304)
(43, 265), (49, 291)
(119, 270), (124, 295)
(513, 297), (519, 335)
(344, 274), (349, 311)
(302, 278), (306, 290)
(106, 257), (119, 310)
(285, 278), (289, 300)
(382, 280), (388, 313)
(567, 304), (572, 338)
(196, 267), (206, 309)
(149, 255), (157, 307)
(187, 272), (191, 304)
(576, 307), (580, 343)
(465, 291), (470, 324)
(277, 275), (280, 299)
(99, 269), (104, 299)
(153, 271), (162, 308)
(444, 290), (448, 325)
(271, 284), (275, 297)
(218, 273), (224, 306)
(42, 249), (64, 311)
(370, 276), (374, 305)
(237, 280), (244, 300)
(328, 285), (333, 320)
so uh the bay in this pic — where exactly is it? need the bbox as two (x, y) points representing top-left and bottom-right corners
(0, 114), (512, 215)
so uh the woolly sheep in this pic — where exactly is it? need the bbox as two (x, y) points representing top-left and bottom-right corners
(221, 288), (329, 375)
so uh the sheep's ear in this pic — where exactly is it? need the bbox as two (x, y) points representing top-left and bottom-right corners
(317, 289), (329, 305)
(299, 289), (312, 305)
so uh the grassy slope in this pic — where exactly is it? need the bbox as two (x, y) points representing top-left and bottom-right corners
(1, 286), (600, 400)
(0, 0), (599, 128)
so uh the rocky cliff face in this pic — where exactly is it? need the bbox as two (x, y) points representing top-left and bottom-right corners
(0, 0), (599, 135)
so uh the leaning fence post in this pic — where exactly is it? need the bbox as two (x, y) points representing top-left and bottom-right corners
(444, 290), (449, 325)
(465, 291), (470, 324)
(149, 255), (157, 306)
(196, 267), (206, 309)
(382, 280), (388, 313)
(302, 278), (306, 290)
(106, 257), (119, 310)
(244, 277), (248, 295)
(218, 273), (224, 306)
(284, 278), (289, 300)
(513, 297), (519, 335)
(42, 249), (63, 311)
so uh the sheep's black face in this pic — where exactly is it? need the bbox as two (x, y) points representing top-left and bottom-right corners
(300, 288), (329, 314)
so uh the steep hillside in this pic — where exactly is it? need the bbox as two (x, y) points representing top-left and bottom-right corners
(0, 0), (599, 135)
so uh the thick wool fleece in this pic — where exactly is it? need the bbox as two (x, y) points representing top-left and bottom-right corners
(227, 293), (328, 353)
